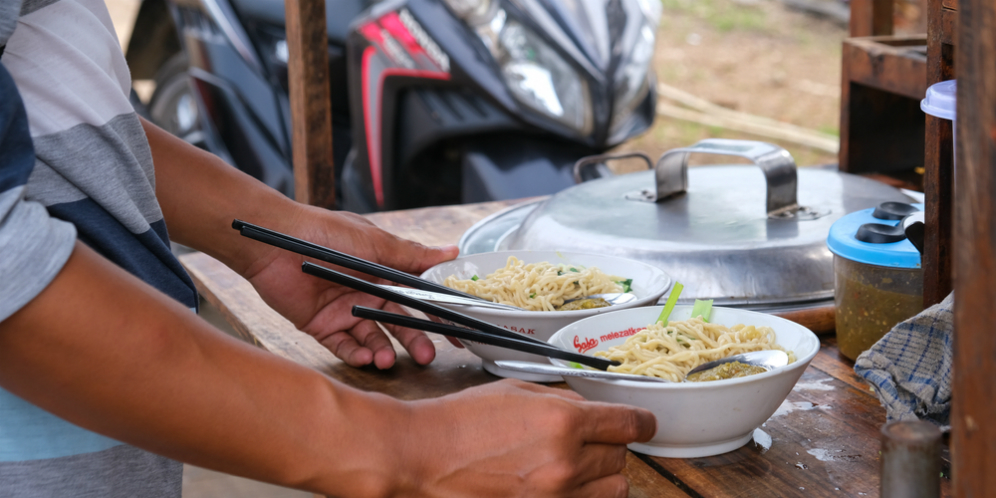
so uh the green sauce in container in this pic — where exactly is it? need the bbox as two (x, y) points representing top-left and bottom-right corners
(686, 361), (768, 382)
(827, 203), (925, 361)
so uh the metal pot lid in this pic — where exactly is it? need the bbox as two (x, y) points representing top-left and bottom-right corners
(462, 139), (914, 307)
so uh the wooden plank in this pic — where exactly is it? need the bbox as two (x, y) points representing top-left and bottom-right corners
(623, 453), (690, 498)
(838, 36), (928, 175)
(922, 111), (954, 308)
(183, 251), (498, 397)
(809, 337), (878, 397)
(842, 38), (928, 100)
(849, 0), (895, 37)
(650, 367), (888, 497)
(839, 81), (926, 175)
(362, 198), (536, 248)
(952, 0), (996, 494)
(923, 0), (956, 308)
(773, 305), (835, 336)
(813, 337), (955, 474)
(940, 7), (958, 46)
(285, 0), (336, 208)
(643, 365), (953, 497)
(180, 198), (540, 396)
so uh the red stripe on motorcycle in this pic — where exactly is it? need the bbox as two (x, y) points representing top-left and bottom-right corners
(361, 46), (449, 209)
(378, 13), (431, 68)
(358, 22), (384, 44)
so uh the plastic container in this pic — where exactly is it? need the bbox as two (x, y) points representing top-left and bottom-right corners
(827, 202), (925, 360)
(921, 80), (956, 171)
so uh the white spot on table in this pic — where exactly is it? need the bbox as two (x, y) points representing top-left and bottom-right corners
(794, 378), (836, 391)
(752, 428), (772, 453)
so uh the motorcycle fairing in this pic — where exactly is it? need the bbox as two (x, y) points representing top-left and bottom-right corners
(357, 8), (451, 207)
(346, 0), (658, 209)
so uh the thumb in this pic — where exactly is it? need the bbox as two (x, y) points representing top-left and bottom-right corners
(386, 242), (459, 274)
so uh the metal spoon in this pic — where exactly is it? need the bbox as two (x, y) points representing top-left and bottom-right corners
(379, 286), (637, 311)
(376, 285), (522, 311)
(496, 351), (787, 383)
(683, 350), (789, 379)
(560, 293), (639, 307)
(493, 361), (671, 383)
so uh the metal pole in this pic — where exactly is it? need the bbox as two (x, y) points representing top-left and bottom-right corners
(880, 420), (942, 498)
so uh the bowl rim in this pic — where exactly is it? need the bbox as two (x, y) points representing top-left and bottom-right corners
(419, 250), (673, 318)
(546, 305), (821, 389)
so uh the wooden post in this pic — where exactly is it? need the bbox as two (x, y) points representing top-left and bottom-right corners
(952, 0), (996, 493)
(849, 0), (895, 37)
(285, 0), (336, 208)
(922, 0), (956, 307)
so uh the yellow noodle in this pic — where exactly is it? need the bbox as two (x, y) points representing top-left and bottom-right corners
(443, 256), (625, 311)
(594, 317), (795, 381)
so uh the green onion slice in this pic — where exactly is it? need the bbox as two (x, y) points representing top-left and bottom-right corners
(656, 282), (684, 325)
(690, 299), (714, 322)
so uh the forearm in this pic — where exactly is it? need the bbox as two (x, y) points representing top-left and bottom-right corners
(0, 242), (412, 497)
(142, 117), (301, 272)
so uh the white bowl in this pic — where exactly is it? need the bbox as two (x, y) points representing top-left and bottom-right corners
(420, 251), (672, 381)
(547, 305), (820, 458)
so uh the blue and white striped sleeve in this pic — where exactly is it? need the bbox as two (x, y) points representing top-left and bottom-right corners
(0, 61), (76, 322)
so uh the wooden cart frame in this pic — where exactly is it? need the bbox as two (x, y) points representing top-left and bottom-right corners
(282, 0), (996, 492)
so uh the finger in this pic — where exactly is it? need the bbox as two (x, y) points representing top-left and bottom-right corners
(495, 379), (586, 401)
(575, 403), (657, 444)
(318, 331), (374, 367)
(302, 289), (379, 343)
(572, 473), (629, 498)
(348, 320), (399, 370)
(379, 242), (460, 274)
(571, 444), (629, 486)
(381, 319), (436, 366)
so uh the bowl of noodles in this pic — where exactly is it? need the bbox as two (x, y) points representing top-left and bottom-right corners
(547, 305), (820, 458)
(420, 251), (672, 381)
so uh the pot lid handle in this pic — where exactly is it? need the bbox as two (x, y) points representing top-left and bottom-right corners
(655, 139), (800, 217)
(572, 152), (653, 184)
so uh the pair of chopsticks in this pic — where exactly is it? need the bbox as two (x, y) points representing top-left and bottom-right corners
(233, 220), (618, 370)
(232, 220), (484, 302)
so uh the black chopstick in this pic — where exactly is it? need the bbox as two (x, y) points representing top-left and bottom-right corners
(301, 261), (553, 347)
(352, 306), (617, 370)
(232, 219), (485, 302)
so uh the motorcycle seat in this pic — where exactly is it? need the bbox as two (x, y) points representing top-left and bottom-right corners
(228, 0), (368, 44)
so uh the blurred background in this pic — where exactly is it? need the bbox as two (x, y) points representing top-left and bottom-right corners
(103, 0), (925, 495)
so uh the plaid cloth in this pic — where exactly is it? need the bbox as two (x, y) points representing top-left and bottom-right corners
(853, 293), (954, 428)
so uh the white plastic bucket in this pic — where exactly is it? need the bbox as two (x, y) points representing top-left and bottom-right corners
(921, 80), (956, 171)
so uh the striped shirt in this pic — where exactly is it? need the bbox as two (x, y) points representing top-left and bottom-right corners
(0, 0), (197, 494)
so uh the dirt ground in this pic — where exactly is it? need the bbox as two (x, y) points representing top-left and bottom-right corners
(107, 0), (846, 168)
(618, 0), (847, 167)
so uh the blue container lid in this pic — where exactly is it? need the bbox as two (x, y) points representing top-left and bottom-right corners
(827, 203), (923, 269)
(921, 80), (956, 120)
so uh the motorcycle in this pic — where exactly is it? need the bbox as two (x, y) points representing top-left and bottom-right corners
(126, 0), (661, 212)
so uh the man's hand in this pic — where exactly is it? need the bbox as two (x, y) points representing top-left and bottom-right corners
(1, 243), (656, 498)
(143, 118), (458, 369)
(236, 204), (459, 369)
(394, 379), (658, 498)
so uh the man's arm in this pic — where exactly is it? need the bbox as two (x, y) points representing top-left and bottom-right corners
(143, 118), (457, 368)
(0, 241), (656, 497)
(0, 241), (408, 494)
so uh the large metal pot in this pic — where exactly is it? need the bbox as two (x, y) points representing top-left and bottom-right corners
(459, 139), (914, 329)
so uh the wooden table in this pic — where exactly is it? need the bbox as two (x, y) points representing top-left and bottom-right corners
(179, 199), (952, 498)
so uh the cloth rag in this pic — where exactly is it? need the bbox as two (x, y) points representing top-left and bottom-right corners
(854, 292), (954, 428)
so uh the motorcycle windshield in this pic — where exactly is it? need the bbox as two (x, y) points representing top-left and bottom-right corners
(516, 0), (659, 74)
(501, 0), (661, 140)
